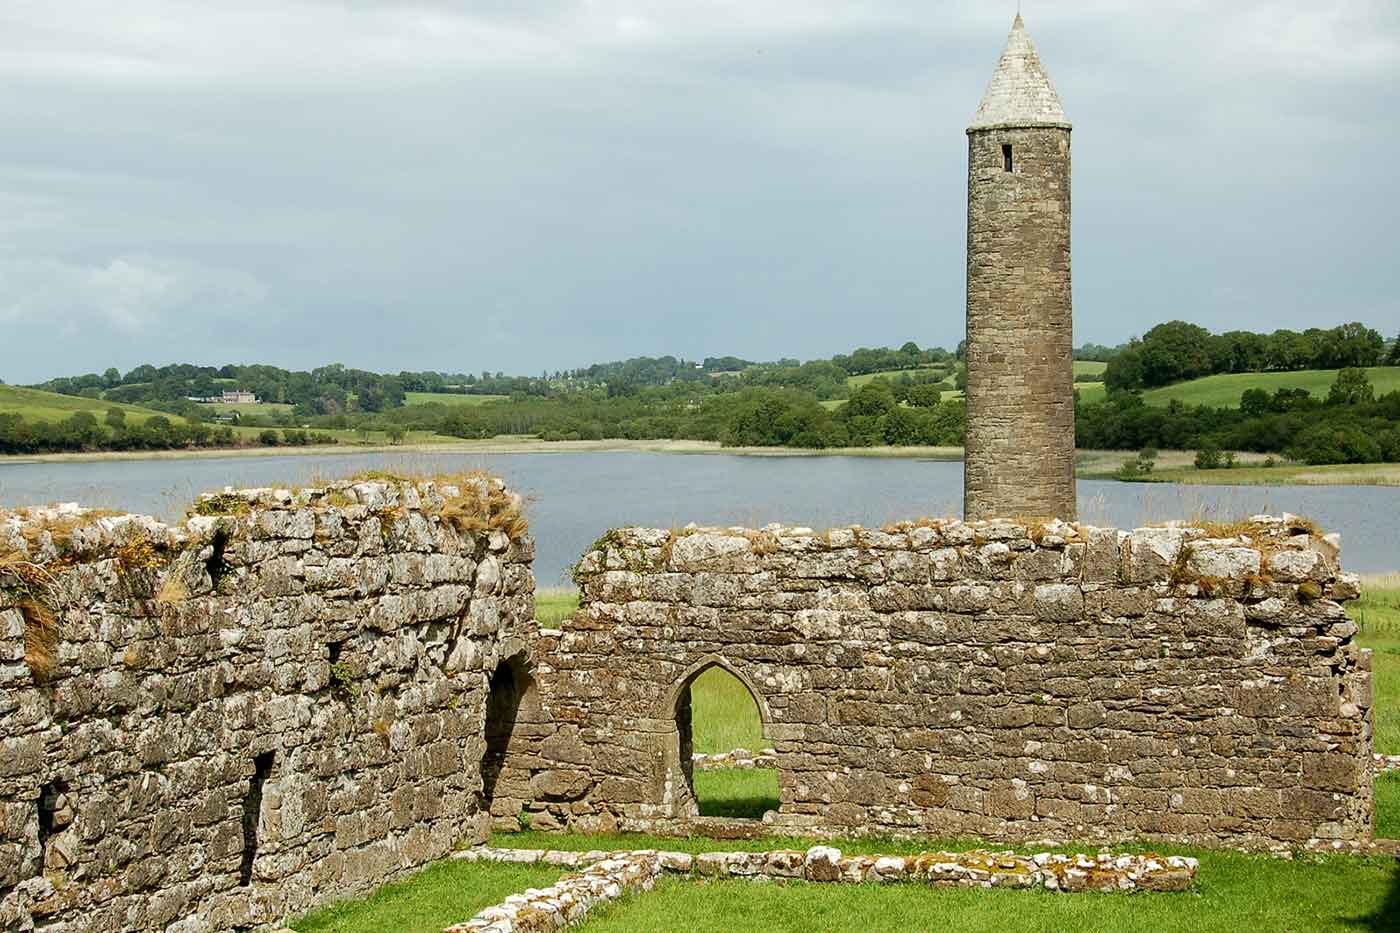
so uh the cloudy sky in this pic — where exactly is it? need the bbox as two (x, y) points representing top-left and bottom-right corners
(1, 1), (1397, 383)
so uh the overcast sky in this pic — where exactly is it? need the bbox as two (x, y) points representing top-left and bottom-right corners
(1, 1), (1397, 383)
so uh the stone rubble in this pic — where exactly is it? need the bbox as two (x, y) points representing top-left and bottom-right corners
(691, 748), (779, 771)
(1377, 754), (1400, 774)
(443, 844), (1198, 930)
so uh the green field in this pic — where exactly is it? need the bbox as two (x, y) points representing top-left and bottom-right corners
(1074, 382), (1106, 404)
(0, 385), (182, 426)
(282, 581), (1400, 932)
(846, 367), (948, 388)
(0, 385), (476, 449)
(404, 392), (508, 407)
(1141, 366), (1400, 408)
(197, 401), (295, 418)
(1073, 360), (1107, 377)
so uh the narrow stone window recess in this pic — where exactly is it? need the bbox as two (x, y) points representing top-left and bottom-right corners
(205, 528), (230, 589)
(239, 752), (275, 887)
(37, 780), (69, 856)
(1002, 144), (1014, 172)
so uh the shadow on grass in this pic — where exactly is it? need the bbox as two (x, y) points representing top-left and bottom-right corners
(1345, 857), (1400, 931)
(697, 793), (780, 820)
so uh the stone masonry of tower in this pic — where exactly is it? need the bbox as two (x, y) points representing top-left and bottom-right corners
(964, 15), (1076, 521)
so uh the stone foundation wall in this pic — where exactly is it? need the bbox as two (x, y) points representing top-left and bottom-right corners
(522, 516), (1373, 849)
(0, 476), (535, 932)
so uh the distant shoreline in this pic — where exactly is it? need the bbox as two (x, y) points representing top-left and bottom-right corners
(0, 438), (965, 465)
(1, 440), (1396, 486)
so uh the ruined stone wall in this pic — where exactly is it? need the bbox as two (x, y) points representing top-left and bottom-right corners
(521, 516), (1373, 849)
(0, 476), (535, 932)
(964, 123), (1076, 521)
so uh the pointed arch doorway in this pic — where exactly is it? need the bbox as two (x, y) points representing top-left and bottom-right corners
(669, 656), (779, 821)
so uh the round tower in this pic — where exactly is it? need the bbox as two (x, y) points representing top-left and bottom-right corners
(964, 14), (1075, 521)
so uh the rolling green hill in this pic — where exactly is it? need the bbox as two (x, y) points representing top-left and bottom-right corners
(1141, 366), (1400, 408)
(0, 385), (182, 425)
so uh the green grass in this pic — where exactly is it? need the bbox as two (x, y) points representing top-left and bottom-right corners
(694, 768), (779, 819)
(0, 385), (180, 426)
(1353, 577), (1400, 754)
(404, 392), (508, 407)
(583, 858), (1399, 932)
(690, 667), (765, 753)
(1141, 366), (1400, 409)
(1378, 776), (1400, 840)
(1074, 382), (1106, 404)
(1132, 462), (1400, 487)
(289, 859), (563, 933)
(536, 587), (579, 625)
(846, 367), (948, 388)
(197, 401), (295, 418)
(1073, 360), (1108, 376)
(489, 830), (1400, 933)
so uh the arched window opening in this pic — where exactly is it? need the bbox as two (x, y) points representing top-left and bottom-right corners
(676, 664), (777, 820)
(480, 655), (538, 821)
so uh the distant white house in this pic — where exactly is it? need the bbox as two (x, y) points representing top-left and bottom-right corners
(186, 390), (259, 404)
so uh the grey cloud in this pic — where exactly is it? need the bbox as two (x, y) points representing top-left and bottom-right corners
(0, 1), (1396, 383)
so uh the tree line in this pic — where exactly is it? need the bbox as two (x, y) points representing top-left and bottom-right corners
(1104, 321), (1397, 392)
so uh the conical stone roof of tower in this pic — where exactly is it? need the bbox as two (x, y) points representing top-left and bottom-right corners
(969, 14), (1069, 130)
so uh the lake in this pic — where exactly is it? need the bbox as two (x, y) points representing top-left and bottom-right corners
(1, 452), (1396, 584)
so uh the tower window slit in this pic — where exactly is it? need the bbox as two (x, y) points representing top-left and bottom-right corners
(1002, 144), (1013, 172)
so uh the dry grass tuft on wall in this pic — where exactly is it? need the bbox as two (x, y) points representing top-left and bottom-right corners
(20, 597), (58, 681)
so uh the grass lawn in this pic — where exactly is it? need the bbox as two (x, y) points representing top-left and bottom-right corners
(583, 857), (1397, 932)
(1073, 360), (1108, 377)
(404, 392), (509, 407)
(1354, 576), (1399, 754)
(1141, 366), (1400, 409)
(290, 860), (563, 933)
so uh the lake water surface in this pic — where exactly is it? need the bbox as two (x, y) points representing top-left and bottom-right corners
(1, 452), (1396, 584)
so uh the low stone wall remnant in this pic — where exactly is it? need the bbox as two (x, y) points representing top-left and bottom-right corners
(444, 844), (1198, 931)
(691, 748), (778, 771)
(518, 515), (1373, 849)
(0, 475), (535, 933)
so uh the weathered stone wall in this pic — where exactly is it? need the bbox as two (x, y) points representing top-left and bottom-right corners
(521, 516), (1373, 849)
(0, 476), (535, 932)
(964, 122), (1076, 521)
